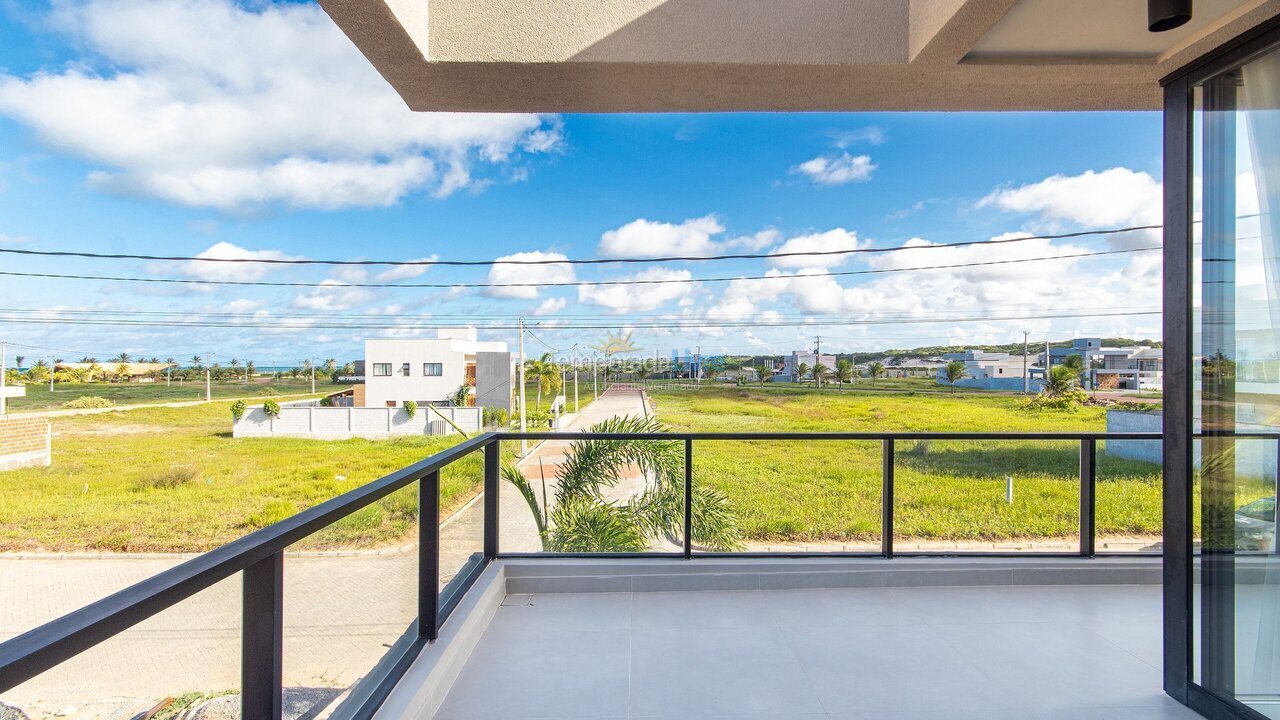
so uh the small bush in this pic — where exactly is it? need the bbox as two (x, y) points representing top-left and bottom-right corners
(248, 499), (296, 528)
(1021, 388), (1089, 412)
(262, 399), (281, 417)
(404, 400), (417, 419)
(1113, 401), (1162, 413)
(319, 395), (333, 407)
(134, 466), (199, 491)
(62, 396), (114, 409)
(483, 406), (509, 427)
(230, 399), (247, 420)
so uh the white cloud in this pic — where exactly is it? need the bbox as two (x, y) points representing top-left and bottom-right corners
(375, 257), (439, 282)
(833, 127), (886, 147)
(291, 279), (375, 311)
(790, 153), (876, 186)
(768, 228), (863, 269)
(978, 167), (1161, 230)
(0, 0), (561, 210)
(532, 297), (567, 315)
(485, 251), (574, 300)
(598, 215), (725, 258)
(578, 268), (694, 313)
(724, 228), (780, 251)
(177, 241), (300, 281)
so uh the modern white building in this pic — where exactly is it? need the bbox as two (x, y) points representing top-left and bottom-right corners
(361, 329), (513, 411)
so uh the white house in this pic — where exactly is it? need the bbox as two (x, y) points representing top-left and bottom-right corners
(362, 329), (513, 411)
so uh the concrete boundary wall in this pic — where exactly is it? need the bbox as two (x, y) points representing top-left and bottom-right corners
(232, 406), (480, 439)
(0, 416), (51, 471)
(1106, 409), (1280, 482)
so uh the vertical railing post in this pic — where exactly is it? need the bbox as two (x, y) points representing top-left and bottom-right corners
(484, 438), (499, 560)
(242, 552), (283, 720)
(1080, 437), (1096, 558)
(882, 438), (894, 559)
(420, 469), (440, 641)
(684, 437), (693, 559)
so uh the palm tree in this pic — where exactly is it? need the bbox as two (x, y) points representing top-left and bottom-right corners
(527, 353), (562, 410)
(634, 365), (651, 384)
(796, 362), (810, 384)
(759, 366), (774, 385)
(1043, 365), (1079, 397)
(13, 355), (24, 369)
(943, 360), (967, 393)
(502, 415), (742, 552)
(868, 361), (885, 385)
(113, 352), (131, 363)
(190, 355), (203, 369)
(835, 358), (853, 385)
(245, 360), (256, 383)
(812, 362), (830, 386)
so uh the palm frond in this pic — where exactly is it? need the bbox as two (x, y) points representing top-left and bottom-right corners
(501, 463), (547, 545)
(546, 496), (648, 552)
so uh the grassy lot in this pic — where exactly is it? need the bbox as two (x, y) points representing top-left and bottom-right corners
(652, 385), (1232, 543)
(6, 379), (335, 412)
(0, 400), (507, 552)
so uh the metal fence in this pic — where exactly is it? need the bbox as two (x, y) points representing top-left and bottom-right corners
(0, 428), (1219, 720)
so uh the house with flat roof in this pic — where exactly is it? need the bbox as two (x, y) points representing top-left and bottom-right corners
(361, 329), (513, 411)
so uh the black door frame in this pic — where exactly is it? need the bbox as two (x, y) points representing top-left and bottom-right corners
(1163, 16), (1280, 720)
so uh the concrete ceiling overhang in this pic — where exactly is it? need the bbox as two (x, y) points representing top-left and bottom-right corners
(319, 0), (1280, 112)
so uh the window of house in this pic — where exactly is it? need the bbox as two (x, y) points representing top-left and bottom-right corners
(423, 363), (443, 376)
(401, 363), (410, 376)
(372, 363), (391, 377)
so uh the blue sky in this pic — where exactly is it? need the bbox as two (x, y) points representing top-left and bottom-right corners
(0, 0), (1166, 365)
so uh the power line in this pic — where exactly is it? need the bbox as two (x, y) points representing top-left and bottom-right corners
(0, 223), (1163, 268)
(0, 246), (1160, 291)
(0, 308), (1160, 331)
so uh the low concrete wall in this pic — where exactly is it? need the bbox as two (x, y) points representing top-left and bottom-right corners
(0, 416), (51, 471)
(1106, 409), (1280, 481)
(232, 405), (481, 439)
(937, 376), (1044, 392)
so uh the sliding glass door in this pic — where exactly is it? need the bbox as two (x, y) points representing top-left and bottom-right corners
(1171, 25), (1280, 720)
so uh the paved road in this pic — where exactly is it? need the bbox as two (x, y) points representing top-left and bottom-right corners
(0, 387), (650, 720)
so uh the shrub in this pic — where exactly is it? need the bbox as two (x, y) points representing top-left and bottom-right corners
(247, 499), (296, 528)
(133, 466), (199, 491)
(262, 399), (281, 417)
(1113, 401), (1162, 413)
(483, 406), (509, 427)
(404, 400), (417, 419)
(319, 395), (333, 407)
(62, 396), (114, 409)
(1021, 388), (1089, 412)
(230, 399), (247, 420)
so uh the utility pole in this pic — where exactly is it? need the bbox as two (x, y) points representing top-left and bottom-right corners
(815, 336), (822, 389)
(310, 358), (316, 394)
(696, 346), (702, 385)
(49, 356), (54, 393)
(592, 354), (598, 399)
(1022, 331), (1029, 394)
(518, 318), (527, 456)
(572, 344), (579, 414)
(1, 341), (7, 416)
(205, 352), (212, 403)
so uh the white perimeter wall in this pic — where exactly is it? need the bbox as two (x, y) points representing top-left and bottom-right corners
(233, 406), (481, 439)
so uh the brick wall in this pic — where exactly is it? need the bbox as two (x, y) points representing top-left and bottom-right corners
(0, 416), (51, 471)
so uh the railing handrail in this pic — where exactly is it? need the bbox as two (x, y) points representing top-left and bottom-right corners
(498, 431), (1168, 441)
(0, 431), (499, 690)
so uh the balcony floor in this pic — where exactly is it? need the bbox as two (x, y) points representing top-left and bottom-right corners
(436, 584), (1199, 720)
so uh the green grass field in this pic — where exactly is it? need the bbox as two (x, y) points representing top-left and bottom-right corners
(0, 400), (505, 552)
(5, 379), (333, 412)
(651, 385), (1209, 543)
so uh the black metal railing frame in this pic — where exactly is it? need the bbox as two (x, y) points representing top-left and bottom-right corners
(7, 428), (1278, 720)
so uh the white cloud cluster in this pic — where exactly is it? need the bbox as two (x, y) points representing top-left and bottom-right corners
(178, 241), (300, 281)
(790, 153), (876, 186)
(0, 0), (561, 210)
(978, 167), (1161, 249)
(485, 251), (575, 300)
(375, 257), (440, 282)
(598, 215), (726, 258)
(578, 268), (695, 313)
(768, 228), (863, 269)
(292, 279), (375, 311)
